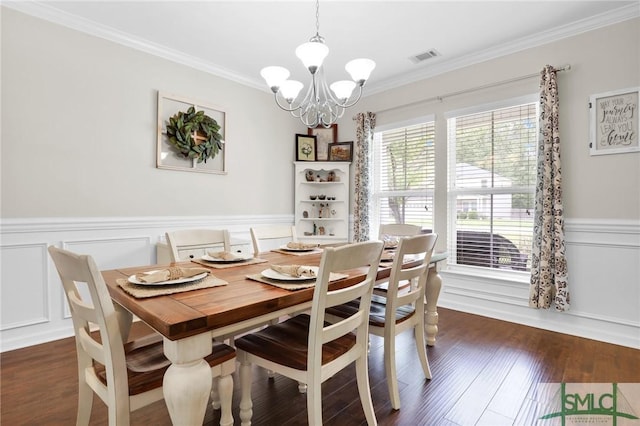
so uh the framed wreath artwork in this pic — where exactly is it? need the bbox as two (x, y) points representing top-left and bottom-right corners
(157, 91), (227, 174)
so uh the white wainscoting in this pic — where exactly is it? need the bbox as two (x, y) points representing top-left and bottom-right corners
(0, 215), (293, 352)
(1, 217), (638, 351)
(438, 219), (640, 349)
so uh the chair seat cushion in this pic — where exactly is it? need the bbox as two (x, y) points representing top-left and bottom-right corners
(235, 314), (356, 371)
(95, 336), (235, 395)
(326, 295), (416, 328)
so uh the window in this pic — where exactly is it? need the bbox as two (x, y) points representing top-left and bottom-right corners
(447, 97), (537, 273)
(372, 117), (435, 235)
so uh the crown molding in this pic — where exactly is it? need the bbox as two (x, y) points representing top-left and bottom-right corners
(366, 3), (640, 96)
(1, 1), (266, 91)
(3, 2), (638, 95)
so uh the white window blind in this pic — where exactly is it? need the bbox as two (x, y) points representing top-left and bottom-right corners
(447, 100), (537, 272)
(372, 120), (435, 234)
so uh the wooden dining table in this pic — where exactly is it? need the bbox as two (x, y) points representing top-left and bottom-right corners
(102, 247), (446, 425)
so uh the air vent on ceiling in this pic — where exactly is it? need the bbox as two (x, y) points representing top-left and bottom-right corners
(410, 49), (441, 64)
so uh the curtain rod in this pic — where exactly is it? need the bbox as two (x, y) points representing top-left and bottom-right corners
(376, 64), (571, 114)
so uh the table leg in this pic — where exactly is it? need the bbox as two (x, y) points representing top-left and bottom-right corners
(425, 267), (442, 346)
(114, 303), (132, 342)
(162, 334), (213, 425)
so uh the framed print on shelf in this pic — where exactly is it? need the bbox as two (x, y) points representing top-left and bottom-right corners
(296, 134), (317, 161)
(308, 124), (337, 161)
(589, 87), (639, 156)
(328, 141), (353, 162)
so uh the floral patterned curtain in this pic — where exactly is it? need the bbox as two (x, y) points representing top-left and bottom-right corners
(529, 65), (570, 311)
(353, 112), (376, 242)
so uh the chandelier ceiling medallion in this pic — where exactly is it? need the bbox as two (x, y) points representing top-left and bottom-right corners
(260, 0), (376, 128)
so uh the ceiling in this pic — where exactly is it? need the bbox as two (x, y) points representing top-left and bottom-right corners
(5, 1), (638, 95)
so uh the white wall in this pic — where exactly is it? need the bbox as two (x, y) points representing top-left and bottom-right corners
(1, 8), (305, 218)
(1, 8), (639, 351)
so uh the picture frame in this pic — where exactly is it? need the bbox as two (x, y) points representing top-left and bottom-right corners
(308, 124), (337, 161)
(328, 141), (353, 162)
(296, 134), (317, 161)
(157, 91), (227, 174)
(589, 87), (639, 156)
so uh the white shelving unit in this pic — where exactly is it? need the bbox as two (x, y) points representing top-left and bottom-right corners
(294, 161), (350, 244)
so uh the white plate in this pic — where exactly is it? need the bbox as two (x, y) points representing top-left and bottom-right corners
(128, 271), (208, 286)
(261, 266), (319, 281)
(279, 245), (317, 252)
(201, 254), (253, 263)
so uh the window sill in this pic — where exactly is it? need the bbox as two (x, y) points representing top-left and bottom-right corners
(442, 264), (531, 286)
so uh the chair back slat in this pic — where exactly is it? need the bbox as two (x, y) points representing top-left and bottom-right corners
(67, 291), (99, 324)
(78, 327), (107, 365)
(322, 310), (365, 344)
(165, 229), (231, 262)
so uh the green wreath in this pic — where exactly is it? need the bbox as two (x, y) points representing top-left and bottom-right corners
(166, 106), (223, 163)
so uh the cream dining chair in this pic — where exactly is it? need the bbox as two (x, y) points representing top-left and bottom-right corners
(326, 233), (438, 410)
(378, 223), (422, 243)
(165, 228), (231, 262)
(48, 246), (237, 426)
(235, 240), (384, 425)
(375, 223), (423, 295)
(249, 225), (297, 256)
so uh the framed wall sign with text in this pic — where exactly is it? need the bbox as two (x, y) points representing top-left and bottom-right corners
(589, 87), (639, 156)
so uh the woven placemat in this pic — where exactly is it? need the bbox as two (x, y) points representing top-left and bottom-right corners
(116, 275), (227, 298)
(246, 271), (348, 291)
(190, 257), (268, 269)
(270, 248), (323, 256)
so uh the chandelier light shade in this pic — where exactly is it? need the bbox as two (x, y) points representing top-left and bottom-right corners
(261, 0), (375, 128)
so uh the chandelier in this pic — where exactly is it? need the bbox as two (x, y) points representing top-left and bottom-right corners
(260, 0), (376, 128)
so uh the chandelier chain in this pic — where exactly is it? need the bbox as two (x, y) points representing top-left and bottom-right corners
(315, 0), (320, 36)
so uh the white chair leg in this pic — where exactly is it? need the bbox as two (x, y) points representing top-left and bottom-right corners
(415, 321), (432, 379)
(355, 354), (377, 425)
(218, 372), (234, 426)
(76, 380), (93, 426)
(239, 357), (253, 426)
(384, 331), (401, 410)
(210, 376), (221, 409)
(306, 380), (323, 425)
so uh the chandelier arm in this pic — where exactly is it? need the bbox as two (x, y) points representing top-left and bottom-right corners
(273, 94), (301, 112)
(337, 85), (364, 109)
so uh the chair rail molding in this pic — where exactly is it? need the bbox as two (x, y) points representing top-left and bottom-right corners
(438, 218), (640, 349)
(0, 214), (293, 352)
(1, 216), (637, 351)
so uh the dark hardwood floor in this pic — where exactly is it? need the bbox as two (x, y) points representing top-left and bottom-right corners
(2, 308), (638, 425)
